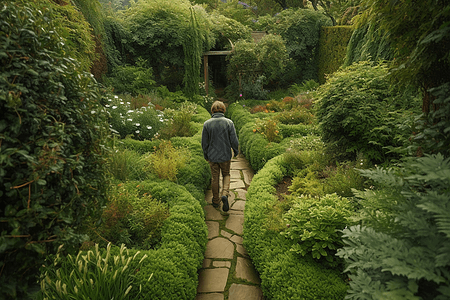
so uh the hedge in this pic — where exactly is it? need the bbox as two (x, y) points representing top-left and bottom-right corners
(317, 26), (353, 84)
(110, 180), (208, 299)
(243, 156), (348, 299)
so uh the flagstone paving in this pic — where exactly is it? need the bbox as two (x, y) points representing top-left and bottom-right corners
(196, 156), (264, 300)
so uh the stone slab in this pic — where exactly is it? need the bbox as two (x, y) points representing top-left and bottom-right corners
(230, 170), (241, 180)
(225, 214), (244, 235)
(230, 235), (243, 245)
(205, 237), (234, 259)
(236, 244), (249, 257)
(196, 293), (224, 300)
(243, 169), (254, 185)
(228, 284), (263, 300)
(231, 160), (251, 170)
(197, 268), (229, 293)
(202, 258), (212, 268)
(206, 221), (219, 239)
(205, 205), (224, 221)
(235, 189), (247, 201)
(204, 189), (213, 203)
(221, 230), (232, 240)
(235, 257), (260, 284)
(212, 261), (231, 268)
(230, 180), (245, 190)
(231, 200), (245, 211)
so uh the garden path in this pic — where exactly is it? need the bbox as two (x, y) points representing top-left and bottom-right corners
(196, 155), (264, 300)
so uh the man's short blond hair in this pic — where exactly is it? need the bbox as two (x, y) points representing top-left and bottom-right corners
(211, 101), (226, 114)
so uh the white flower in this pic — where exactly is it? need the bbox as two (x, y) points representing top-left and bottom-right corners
(128, 110), (134, 113)
(105, 104), (110, 107)
(147, 125), (152, 129)
(127, 119), (132, 122)
(112, 106), (117, 109)
(135, 130), (140, 133)
(91, 110), (96, 114)
(120, 102), (124, 104)
(114, 95), (119, 99)
(135, 123), (140, 126)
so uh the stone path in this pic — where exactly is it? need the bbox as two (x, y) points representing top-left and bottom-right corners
(196, 156), (264, 300)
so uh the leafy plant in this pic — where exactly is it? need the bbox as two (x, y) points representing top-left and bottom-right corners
(37, 243), (152, 300)
(275, 106), (315, 125)
(253, 119), (283, 143)
(107, 148), (147, 181)
(0, 1), (109, 297)
(282, 193), (354, 265)
(106, 94), (164, 140)
(103, 58), (156, 96)
(144, 140), (190, 182)
(337, 154), (450, 299)
(316, 61), (420, 162)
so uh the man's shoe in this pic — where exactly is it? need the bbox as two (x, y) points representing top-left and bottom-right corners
(221, 195), (229, 212)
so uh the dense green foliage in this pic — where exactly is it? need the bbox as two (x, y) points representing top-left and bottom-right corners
(243, 156), (349, 299)
(317, 26), (354, 84)
(38, 243), (150, 299)
(227, 34), (288, 99)
(316, 61), (420, 162)
(357, 0), (450, 108)
(337, 154), (450, 299)
(283, 193), (354, 265)
(343, 22), (393, 67)
(0, 1), (109, 297)
(263, 8), (332, 85)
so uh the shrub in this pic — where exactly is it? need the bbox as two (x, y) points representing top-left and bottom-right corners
(243, 156), (348, 299)
(316, 61), (420, 162)
(107, 148), (148, 181)
(0, 1), (108, 297)
(275, 106), (315, 125)
(37, 243), (152, 300)
(144, 140), (190, 182)
(282, 194), (354, 265)
(160, 102), (198, 139)
(103, 58), (156, 96)
(337, 154), (450, 299)
(106, 94), (164, 140)
(253, 119), (283, 143)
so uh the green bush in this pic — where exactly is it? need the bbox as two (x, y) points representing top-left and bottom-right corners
(337, 154), (450, 300)
(282, 194), (354, 265)
(0, 1), (109, 297)
(107, 148), (148, 181)
(106, 94), (164, 140)
(265, 8), (332, 85)
(243, 156), (348, 299)
(143, 140), (190, 182)
(103, 59), (156, 96)
(316, 61), (420, 162)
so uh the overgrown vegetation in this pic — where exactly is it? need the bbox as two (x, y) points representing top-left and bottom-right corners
(0, 1), (108, 297)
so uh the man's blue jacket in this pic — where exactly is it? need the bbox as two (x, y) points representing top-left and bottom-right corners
(201, 112), (239, 163)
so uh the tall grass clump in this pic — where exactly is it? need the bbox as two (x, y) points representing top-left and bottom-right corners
(38, 243), (152, 300)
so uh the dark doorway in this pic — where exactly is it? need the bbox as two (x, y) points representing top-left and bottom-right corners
(208, 55), (228, 88)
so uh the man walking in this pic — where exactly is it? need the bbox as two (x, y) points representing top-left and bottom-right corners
(202, 101), (239, 212)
